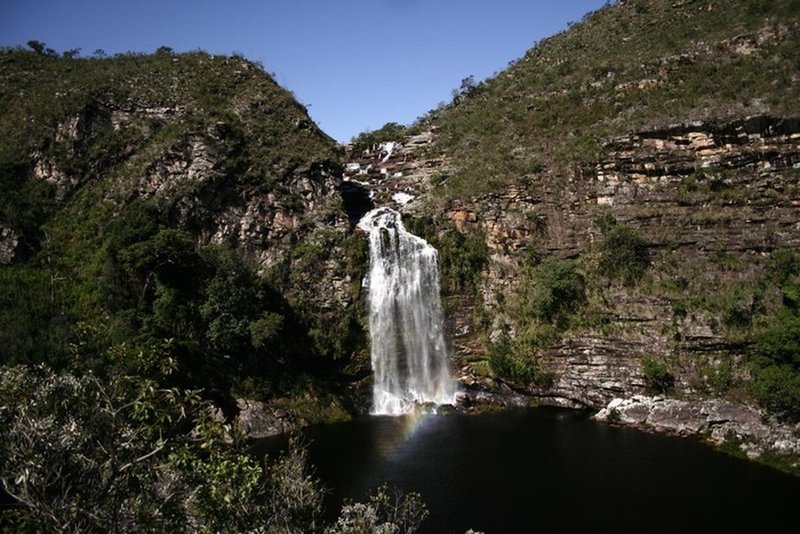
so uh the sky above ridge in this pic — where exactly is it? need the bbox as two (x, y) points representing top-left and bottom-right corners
(0, 0), (607, 142)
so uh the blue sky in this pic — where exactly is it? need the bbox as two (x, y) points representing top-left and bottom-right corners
(0, 1), (607, 142)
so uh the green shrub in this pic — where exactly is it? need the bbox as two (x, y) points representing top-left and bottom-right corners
(249, 312), (284, 349)
(438, 228), (488, 294)
(642, 356), (674, 394)
(328, 484), (429, 534)
(525, 209), (548, 234)
(751, 364), (800, 422)
(521, 257), (586, 327)
(742, 250), (800, 421)
(597, 218), (649, 286)
(750, 310), (800, 422)
(699, 360), (735, 396)
(488, 334), (554, 388)
(767, 249), (799, 279)
(752, 310), (800, 367)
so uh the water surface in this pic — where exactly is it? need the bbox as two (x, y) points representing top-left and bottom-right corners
(261, 408), (800, 533)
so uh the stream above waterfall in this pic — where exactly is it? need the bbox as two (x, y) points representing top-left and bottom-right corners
(258, 408), (800, 533)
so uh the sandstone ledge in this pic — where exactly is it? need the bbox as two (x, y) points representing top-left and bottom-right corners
(595, 395), (800, 459)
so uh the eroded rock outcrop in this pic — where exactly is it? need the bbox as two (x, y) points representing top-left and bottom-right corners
(595, 396), (800, 458)
(342, 131), (448, 218)
(235, 399), (300, 439)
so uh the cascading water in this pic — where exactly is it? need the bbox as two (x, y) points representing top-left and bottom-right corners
(358, 207), (456, 415)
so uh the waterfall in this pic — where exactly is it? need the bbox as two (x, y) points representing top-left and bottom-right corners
(358, 208), (456, 415)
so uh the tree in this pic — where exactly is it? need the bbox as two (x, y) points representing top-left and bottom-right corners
(459, 75), (477, 96)
(26, 40), (58, 57)
(26, 40), (45, 54)
(451, 75), (481, 105)
(0, 360), (211, 531)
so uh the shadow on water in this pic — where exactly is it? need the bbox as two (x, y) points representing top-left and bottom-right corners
(257, 407), (800, 534)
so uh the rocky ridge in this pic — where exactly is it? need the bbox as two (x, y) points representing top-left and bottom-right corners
(0, 50), (371, 440)
(22, 85), (353, 318)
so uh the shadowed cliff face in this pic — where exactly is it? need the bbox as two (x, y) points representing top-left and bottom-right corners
(2, 51), (353, 311)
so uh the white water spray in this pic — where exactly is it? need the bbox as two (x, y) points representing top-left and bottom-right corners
(358, 208), (456, 415)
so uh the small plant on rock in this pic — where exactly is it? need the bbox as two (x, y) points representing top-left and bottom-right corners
(642, 356), (675, 394)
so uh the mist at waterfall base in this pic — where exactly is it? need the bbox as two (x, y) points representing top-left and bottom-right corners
(258, 409), (800, 533)
(358, 208), (456, 415)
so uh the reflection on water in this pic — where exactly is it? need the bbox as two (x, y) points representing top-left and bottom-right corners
(258, 408), (800, 533)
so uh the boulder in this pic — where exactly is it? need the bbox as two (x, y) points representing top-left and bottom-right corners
(235, 399), (298, 439)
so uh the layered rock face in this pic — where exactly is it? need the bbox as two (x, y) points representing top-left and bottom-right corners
(344, 115), (800, 455)
(455, 115), (799, 406)
(347, 115), (799, 410)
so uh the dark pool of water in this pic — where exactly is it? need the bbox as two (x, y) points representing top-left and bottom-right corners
(259, 408), (800, 533)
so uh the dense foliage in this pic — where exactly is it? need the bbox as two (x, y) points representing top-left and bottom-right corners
(596, 216), (650, 286)
(750, 252), (800, 422)
(0, 357), (427, 532)
(0, 45), (363, 405)
(641, 357), (675, 394)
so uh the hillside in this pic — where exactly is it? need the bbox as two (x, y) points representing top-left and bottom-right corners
(346, 0), (800, 465)
(0, 48), (368, 418)
(429, 0), (800, 194)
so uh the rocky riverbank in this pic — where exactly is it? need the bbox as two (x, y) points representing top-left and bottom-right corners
(594, 395), (800, 465)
